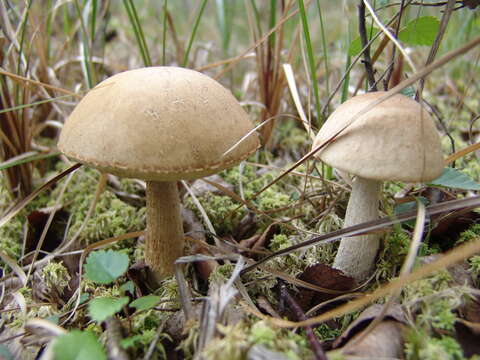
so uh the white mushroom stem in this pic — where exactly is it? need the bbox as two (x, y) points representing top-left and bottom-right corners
(333, 176), (382, 281)
(145, 181), (184, 280)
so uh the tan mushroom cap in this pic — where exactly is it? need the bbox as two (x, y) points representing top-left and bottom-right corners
(313, 92), (444, 182)
(58, 67), (260, 181)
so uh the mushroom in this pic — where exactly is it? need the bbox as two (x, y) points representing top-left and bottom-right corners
(58, 67), (259, 280)
(313, 92), (444, 281)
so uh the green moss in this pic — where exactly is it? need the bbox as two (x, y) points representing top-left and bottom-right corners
(314, 323), (342, 342)
(468, 255), (480, 281)
(406, 330), (466, 360)
(41, 261), (71, 291)
(0, 213), (24, 261)
(377, 227), (438, 281)
(248, 321), (309, 359)
(256, 187), (290, 212)
(402, 268), (472, 359)
(49, 168), (145, 249)
(200, 321), (311, 360)
(457, 224), (480, 244)
(185, 193), (246, 235)
(209, 263), (235, 284)
(275, 122), (311, 154)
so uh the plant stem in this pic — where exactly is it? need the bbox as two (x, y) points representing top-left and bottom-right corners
(358, 0), (377, 91)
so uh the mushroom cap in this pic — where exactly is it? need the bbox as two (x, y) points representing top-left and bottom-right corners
(58, 67), (260, 181)
(313, 92), (444, 182)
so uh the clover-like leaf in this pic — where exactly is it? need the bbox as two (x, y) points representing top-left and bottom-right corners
(84, 250), (129, 284)
(53, 330), (107, 360)
(88, 296), (129, 323)
(429, 167), (480, 191)
(130, 295), (161, 312)
(398, 16), (440, 46)
(348, 26), (379, 56)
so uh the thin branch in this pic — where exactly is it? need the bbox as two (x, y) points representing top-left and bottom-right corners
(358, 1), (377, 91)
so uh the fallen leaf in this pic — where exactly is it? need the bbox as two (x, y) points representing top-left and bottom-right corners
(296, 263), (355, 311)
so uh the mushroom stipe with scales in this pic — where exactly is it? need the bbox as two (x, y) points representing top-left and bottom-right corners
(313, 92), (444, 282)
(58, 67), (260, 282)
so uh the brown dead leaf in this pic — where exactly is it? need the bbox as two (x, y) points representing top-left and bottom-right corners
(332, 303), (407, 358)
(455, 321), (480, 358)
(332, 320), (407, 359)
(333, 304), (407, 347)
(295, 263), (355, 311)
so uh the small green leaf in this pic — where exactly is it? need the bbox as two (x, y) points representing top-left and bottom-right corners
(53, 330), (107, 360)
(348, 27), (379, 56)
(88, 297), (129, 323)
(0, 345), (14, 360)
(130, 295), (161, 312)
(429, 168), (480, 190)
(120, 335), (143, 349)
(79, 293), (90, 304)
(394, 197), (429, 215)
(398, 16), (440, 46)
(45, 314), (60, 324)
(120, 280), (135, 296)
(84, 250), (129, 284)
(400, 86), (416, 98)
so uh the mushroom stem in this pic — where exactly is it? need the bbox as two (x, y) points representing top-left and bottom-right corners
(333, 176), (381, 281)
(145, 181), (184, 280)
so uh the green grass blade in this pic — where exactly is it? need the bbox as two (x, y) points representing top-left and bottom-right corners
(0, 152), (61, 171)
(15, 0), (33, 101)
(123, 0), (152, 67)
(183, 0), (209, 67)
(215, 0), (234, 54)
(268, 0), (277, 48)
(46, 0), (53, 62)
(73, 0), (94, 88)
(90, 0), (98, 41)
(162, 0), (168, 65)
(248, 0), (262, 37)
(0, 94), (74, 115)
(297, 0), (322, 126)
(315, 0), (330, 95)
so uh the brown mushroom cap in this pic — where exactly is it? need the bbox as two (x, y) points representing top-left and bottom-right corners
(313, 92), (444, 182)
(58, 67), (260, 181)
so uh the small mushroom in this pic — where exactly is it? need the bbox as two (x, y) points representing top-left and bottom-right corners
(313, 92), (444, 281)
(58, 67), (259, 281)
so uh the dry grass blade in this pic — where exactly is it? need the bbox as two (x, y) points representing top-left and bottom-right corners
(0, 163), (81, 229)
(0, 250), (27, 285)
(345, 200), (426, 349)
(444, 141), (480, 164)
(283, 63), (315, 140)
(243, 234), (480, 328)
(0, 69), (79, 97)
(212, 1), (311, 80)
(241, 195), (480, 274)
(25, 170), (76, 281)
(182, 180), (217, 236)
(25, 318), (66, 337)
(246, 1), (290, 146)
(249, 35), (480, 201)
(363, 0), (416, 72)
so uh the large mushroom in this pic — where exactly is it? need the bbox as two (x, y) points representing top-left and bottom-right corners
(58, 67), (259, 280)
(313, 92), (444, 281)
